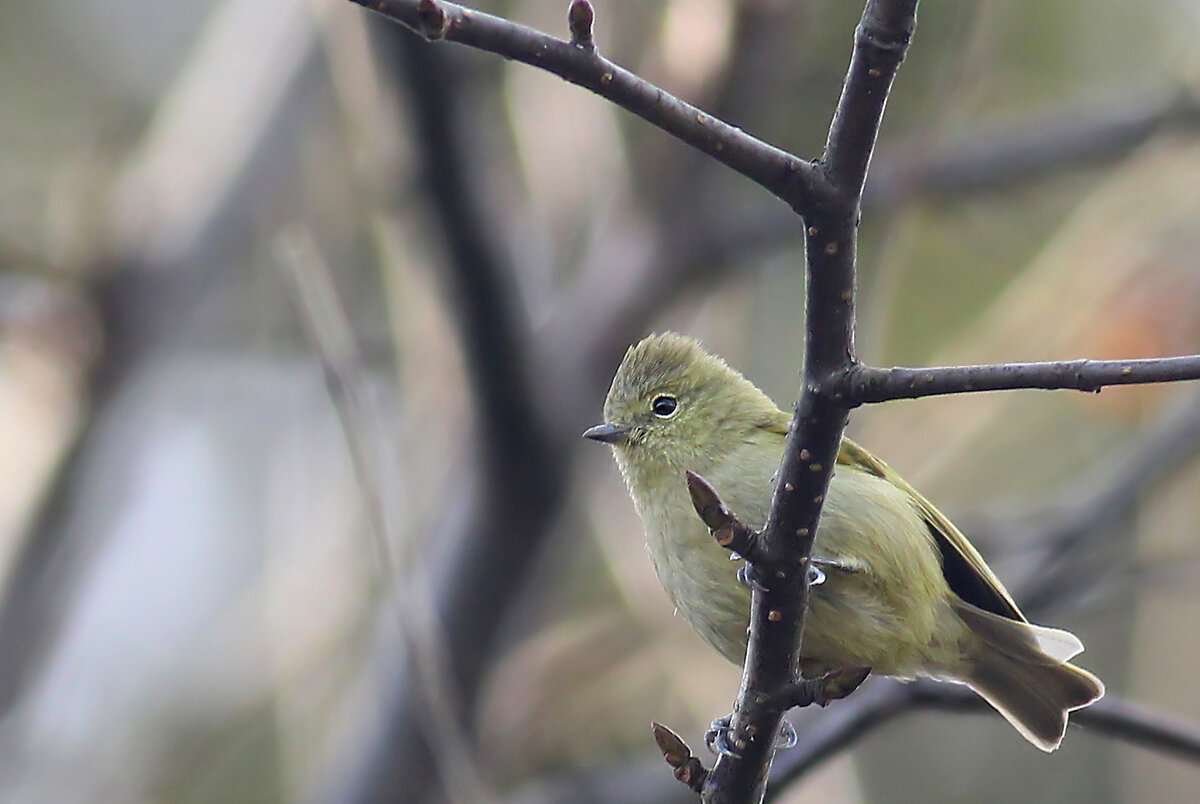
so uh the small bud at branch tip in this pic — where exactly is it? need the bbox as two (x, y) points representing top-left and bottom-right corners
(686, 471), (729, 529)
(568, 0), (596, 51)
(651, 722), (690, 767)
(652, 722), (708, 793)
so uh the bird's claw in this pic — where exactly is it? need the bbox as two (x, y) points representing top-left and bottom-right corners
(704, 715), (796, 757)
(704, 715), (741, 758)
(737, 563), (769, 592)
(776, 718), (798, 749)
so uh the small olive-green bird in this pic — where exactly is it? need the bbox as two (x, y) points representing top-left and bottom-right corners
(584, 332), (1103, 751)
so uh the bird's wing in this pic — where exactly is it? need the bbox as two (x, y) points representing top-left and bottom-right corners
(838, 438), (1027, 623)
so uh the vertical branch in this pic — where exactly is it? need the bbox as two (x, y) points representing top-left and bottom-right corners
(702, 3), (918, 801)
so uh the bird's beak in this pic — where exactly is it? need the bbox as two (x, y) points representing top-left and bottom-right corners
(582, 423), (631, 445)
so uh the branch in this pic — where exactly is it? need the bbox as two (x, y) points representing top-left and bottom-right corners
(846, 354), (1200, 403)
(823, 0), (917, 199)
(351, 0), (824, 207)
(696, 3), (918, 802)
(766, 667), (873, 711)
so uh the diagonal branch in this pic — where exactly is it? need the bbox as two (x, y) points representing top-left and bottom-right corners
(328, 19), (567, 804)
(867, 86), (1200, 205)
(351, 0), (824, 208)
(989, 386), (1200, 616)
(275, 230), (487, 804)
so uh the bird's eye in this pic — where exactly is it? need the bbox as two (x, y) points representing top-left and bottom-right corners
(651, 395), (678, 418)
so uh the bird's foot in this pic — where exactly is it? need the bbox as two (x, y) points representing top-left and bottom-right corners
(777, 718), (798, 749)
(704, 715), (798, 757)
(736, 563), (769, 592)
(705, 715), (740, 757)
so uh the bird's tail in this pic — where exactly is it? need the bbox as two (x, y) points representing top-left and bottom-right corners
(954, 600), (1104, 752)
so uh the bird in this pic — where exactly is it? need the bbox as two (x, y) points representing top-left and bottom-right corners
(583, 332), (1103, 751)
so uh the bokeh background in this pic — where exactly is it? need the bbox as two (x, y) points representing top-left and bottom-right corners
(3, 0), (1200, 802)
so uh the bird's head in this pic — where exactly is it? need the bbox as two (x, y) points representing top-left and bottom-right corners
(583, 332), (782, 474)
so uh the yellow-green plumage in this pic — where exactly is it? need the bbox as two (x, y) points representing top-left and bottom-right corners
(588, 332), (1103, 752)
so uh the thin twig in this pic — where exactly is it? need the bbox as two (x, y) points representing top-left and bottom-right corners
(766, 667), (873, 710)
(846, 355), (1200, 403)
(337, 20), (568, 804)
(274, 228), (488, 804)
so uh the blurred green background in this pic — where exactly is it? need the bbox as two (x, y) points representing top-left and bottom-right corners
(2, 1), (1199, 802)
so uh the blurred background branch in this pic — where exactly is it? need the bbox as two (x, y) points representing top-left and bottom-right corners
(0, 0), (322, 721)
(318, 21), (567, 803)
(276, 228), (488, 804)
